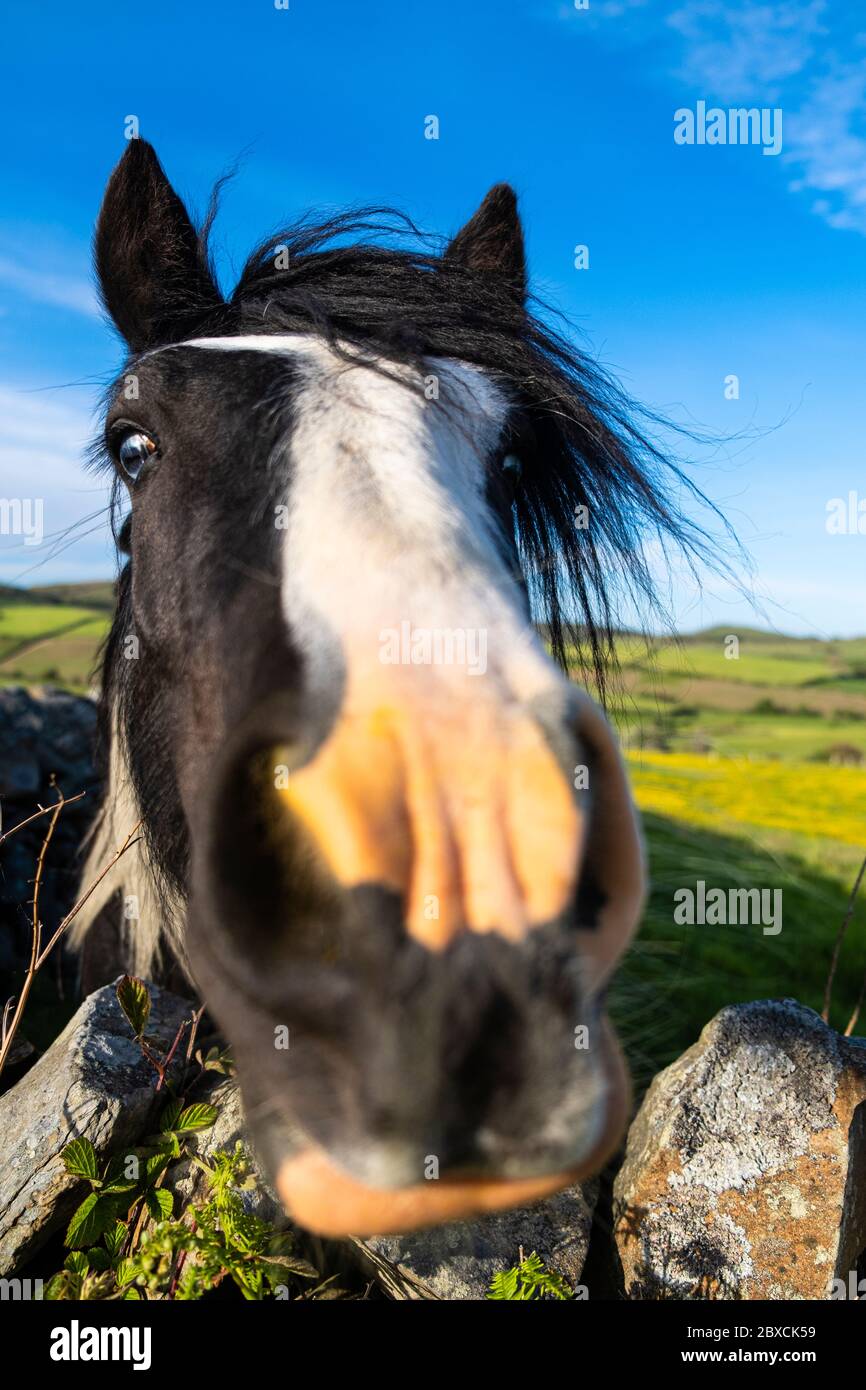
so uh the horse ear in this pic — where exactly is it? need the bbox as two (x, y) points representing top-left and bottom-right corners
(95, 140), (222, 353)
(444, 184), (526, 300)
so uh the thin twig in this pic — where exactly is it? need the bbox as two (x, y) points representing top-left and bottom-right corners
(0, 791), (65, 1075)
(129, 1159), (172, 1259)
(0, 792), (85, 846)
(168, 1218), (197, 1300)
(34, 820), (142, 970)
(185, 1005), (206, 1065)
(1, 997), (14, 1050)
(129, 1195), (150, 1256)
(0, 813), (143, 1077)
(822, 850), (866, 1023)
(31, 779), (64, 954)
(155, 1020), (189, 1092)
(844, 969), (866, 1036)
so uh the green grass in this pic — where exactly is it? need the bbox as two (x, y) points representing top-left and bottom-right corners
(626, 642), (835, 687)
(617, 704), (866, 762)
(569, 629), (866, 1076)
(613, 813), (863, 1091)
(0, 594), (110, 690)
(29, 581), (115, 611)
(0, 603), (102, 640)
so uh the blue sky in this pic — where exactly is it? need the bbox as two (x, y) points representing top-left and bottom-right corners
(1, 0), (865, 636)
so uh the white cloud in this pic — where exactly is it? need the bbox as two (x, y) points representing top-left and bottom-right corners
(0, 253), (99, 318)
(785, 61), (866, 235)
(553, 0), (866, 237)
(0, 383), (114, 584)
(666, 1), (826, 98)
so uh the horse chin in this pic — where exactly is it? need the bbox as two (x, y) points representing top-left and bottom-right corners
(273, 1015), (630, 1238)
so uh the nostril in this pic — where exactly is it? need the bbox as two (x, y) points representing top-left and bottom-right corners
(447, 989), (524, 1113)
(573, 865), (608, 931)
(195, 727), (349, 975)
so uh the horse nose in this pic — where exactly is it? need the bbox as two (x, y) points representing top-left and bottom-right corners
(186, 676), (644, 1236)
(273, 688), (586, 949)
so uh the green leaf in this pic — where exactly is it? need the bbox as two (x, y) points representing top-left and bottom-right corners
(487, 1268), (521, 1300)
(87, 1247), (111, 1271)
(115, 1258), (137, 1288)
(103, 1220), (127, 1257)
(116, 974), (151, 1038)
(46, 1270), (83, 1300)
(64, 1250), (90, 1276)
(176, 1102), (218, 1132)
(202, 1046), (233, 1074)
(143, 1151), (171, 1184)
(65, 1193), (121, 1249)
(159, 1097), (184, 1131)
(145, 1188), (173, 1221)
(486, 1252), (573, 1301)
(61, 1136), (98, 1182)
(123, 1287), (141, 1300)
(101, 1176), (139, 1195)
(104, 1150), (143, 1184)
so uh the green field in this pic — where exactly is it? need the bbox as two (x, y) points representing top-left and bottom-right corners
(598, 630), (866, 1079)
(0, 584), (112, 691)
(2, 587), (864, 1077)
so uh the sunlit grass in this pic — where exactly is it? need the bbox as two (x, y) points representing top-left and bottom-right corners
(614, 809), (864, 1090)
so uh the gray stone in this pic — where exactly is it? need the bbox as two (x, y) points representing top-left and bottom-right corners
(0, 979), (194, 1274)
(351, 1182), (598, 1299)
(613, 999), (866, 1300)
(0, 686), (100, 971)
(0, 754), (41, 799)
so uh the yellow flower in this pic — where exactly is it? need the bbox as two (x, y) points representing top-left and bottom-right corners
(626, 751), (866, 848)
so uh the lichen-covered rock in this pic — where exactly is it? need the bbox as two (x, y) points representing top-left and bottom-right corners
(613, 999), (866, 1300)
(351, 1181), (597, 1299)
(0, 979), (193, 1274)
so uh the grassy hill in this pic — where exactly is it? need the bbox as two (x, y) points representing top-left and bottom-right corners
(29, 581), (116, 610)
(591, 630), (866, 1073)
(594, 630), (866, 765)
(0, 584), (113, 692)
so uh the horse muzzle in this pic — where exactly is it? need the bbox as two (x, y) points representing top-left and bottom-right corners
(185, 666), (644, 1235)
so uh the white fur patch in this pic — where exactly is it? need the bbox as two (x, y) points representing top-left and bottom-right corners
(173, 334), (563, 709)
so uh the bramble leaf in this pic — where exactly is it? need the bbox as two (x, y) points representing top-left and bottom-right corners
(145, 1187), (173, 1221)
(116, 974), (151, 1038)
(65, 1193), (122, 1249)
(176, 1103), (218, 1132)
(61, 1136), (98, 1182)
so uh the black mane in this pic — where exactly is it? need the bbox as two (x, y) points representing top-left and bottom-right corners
(209, 208), (724, 692)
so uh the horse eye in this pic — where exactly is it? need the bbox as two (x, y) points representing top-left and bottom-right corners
(116, 429), (158, 482)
